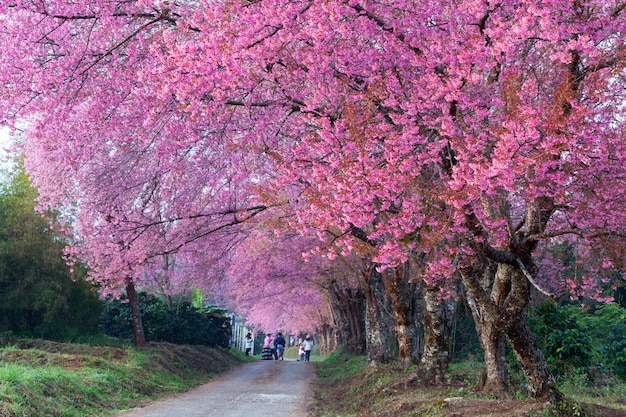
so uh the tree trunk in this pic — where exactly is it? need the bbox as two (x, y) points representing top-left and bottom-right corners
(463, 260), (509, 394)
(473, 306), (508, 393)
(414, 283), (455, 385)
(328, 281), (366, 354)
(363, 267), (393, 366)
(411, 285), (424, 362)
(125, 277), (146, 348)
(164, 293), (173, 309)
(505, 312), (557, 399)
(496, 263), (558, 400)
(316, 322), (337, 355)
(346, 287), (366, 354)
(462, 260), (558, 399)
(381, 263), (422, 367)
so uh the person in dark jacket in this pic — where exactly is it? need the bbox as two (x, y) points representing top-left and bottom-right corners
(274, 332), (286, 361)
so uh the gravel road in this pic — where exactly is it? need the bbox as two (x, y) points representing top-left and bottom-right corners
(112, 359), (317, 417)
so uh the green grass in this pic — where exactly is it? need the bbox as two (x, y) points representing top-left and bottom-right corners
(315, 348), (367, 380)
(284, 346), (327, 362)
(559, 380), (626, 413)
(0, 339), (243, 417)
(227, 347), (259, 362)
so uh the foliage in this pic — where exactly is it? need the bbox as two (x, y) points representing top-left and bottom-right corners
(450, 298), (482, 362)
(100, 292), (231, 347)
(529, 302), (594, 378)
(224, 230), (339, 334)
(191, 289), (203, 310)
(0, 167), (102, 341)
(0, 0), (623, 333)
(567, 303), (626, 381)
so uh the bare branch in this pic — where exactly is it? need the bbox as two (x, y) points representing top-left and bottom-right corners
(516, 258), (556, 300)
(244, 0), (313, 49)
(525, 228), (626, 242)
(346, 1), (422, 55)
(246, 24), (284, 49)
(347, 223), (377, 247)
(225, 99), (274, 107)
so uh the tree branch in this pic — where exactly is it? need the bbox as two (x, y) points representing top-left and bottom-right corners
(516, 258), (556, 300)
(347, 223), (377, 247)
(612, 2), (625, 17)
(79, 15), (164, 76)
(346, 1), (423, 56)
(524, 228), (626, 242)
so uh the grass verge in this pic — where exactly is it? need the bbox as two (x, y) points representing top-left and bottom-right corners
(0, 338), (245, 416)
(309, 350), (626, 417)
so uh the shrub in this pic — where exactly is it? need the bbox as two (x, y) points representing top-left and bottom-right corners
(529, 302), (594, 378)
(100, 293), (231, 347)
(569, 303), (626, 381)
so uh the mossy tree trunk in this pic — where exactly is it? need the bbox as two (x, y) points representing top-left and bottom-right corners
(125, 277), (146, 348)
(364, 267), (393, 366)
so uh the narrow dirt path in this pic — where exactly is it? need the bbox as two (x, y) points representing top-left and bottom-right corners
(112, 359), (317, 417)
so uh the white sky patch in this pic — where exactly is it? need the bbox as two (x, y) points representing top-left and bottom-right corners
(0, 126), (15, 175)
(0, 126), (10, 146)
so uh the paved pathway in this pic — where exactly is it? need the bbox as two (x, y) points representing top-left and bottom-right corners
(112, 359), (317, 417)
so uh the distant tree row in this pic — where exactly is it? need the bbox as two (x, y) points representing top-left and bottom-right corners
(2, 165), (624, 382)
(0, 167), (101, 340)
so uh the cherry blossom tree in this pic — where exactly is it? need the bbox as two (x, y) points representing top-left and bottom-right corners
(0, 0), (276, 346)
(1, 0), (625, 401)
(158, 0), (625, 398)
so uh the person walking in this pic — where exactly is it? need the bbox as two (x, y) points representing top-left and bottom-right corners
(269, 336), (277, 360)
(298, 344), (305, 362)
(302, 334), (314, 362)
(245, 332), (253, 356)
(261, 333), (274, 360)
(274, 332), (286, 361)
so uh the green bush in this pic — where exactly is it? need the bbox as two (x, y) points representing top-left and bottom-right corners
(529, 302), (594, 378)
(100, 292), (231, 347)
(569, 303), (626, 381)
(530, 302), (626, 382)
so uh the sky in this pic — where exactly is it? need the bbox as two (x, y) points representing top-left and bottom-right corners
(0, 126), (10, 150)
(0, 127), (14, 174)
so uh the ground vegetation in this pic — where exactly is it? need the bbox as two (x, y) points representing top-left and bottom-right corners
(0, 337), (244, 417)
(310, 350), (626, 417)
